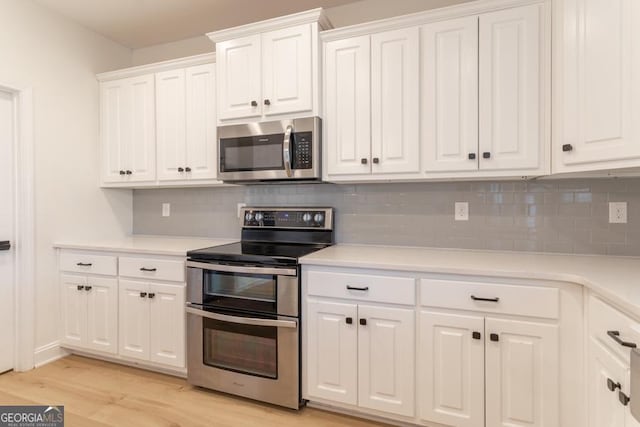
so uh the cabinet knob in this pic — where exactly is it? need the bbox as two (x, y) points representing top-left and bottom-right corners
(251, 100), (258, 107)
(359, 318), (367, 326)
(85, 286), (92, 291)
(345, 317), (353, 325)
(562, 144), (574, 152)
(372, 157), (380, 164)
(490, 333), (499, 342)
(119, 170), (125, 175)
(468, 153), (476, 160)
(619, 391), (630, 406)
(125, 170), (132, 175)
(264, 99), (271, 106)
(482, 152), (491, 159)
(472, 331), (481, 340)
(139, 292), (147, 298)
(178, 167), (184, 172)
(607, 378), (621, 392)
(76, 285), (84, 291)
(361, 158), (368, 165)
(148, 293), (155, 299)
(185, 167), (191, 172)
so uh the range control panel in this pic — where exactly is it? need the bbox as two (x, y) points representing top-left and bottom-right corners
(242, 208), (333, 230)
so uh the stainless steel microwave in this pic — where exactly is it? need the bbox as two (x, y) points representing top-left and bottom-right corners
(217, 117), (321, 183)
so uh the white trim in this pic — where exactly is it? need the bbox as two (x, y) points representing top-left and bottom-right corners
(207, 8), (332, 43)
(34, 342), (69, 368)
(320, 0), (544, 41)
(97, 53), (216, 82)
(0, 82), (35, 372)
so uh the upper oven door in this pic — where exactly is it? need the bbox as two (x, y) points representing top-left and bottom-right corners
(187, 261), (299, 317)
(217, 117), (321, 182)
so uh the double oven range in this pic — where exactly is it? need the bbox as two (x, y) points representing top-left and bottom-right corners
(185, 207), (333, 409)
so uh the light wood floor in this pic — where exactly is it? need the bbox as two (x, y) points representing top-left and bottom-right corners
(0, 355), (389, 427)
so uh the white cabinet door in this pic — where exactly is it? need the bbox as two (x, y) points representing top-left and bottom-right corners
(60, 274), (86, 347)
(85, 276), (118, 354)
(100, 75), (156, 184)
(558, 0), (640, 168)
(422, 17), (479, 173)
(216, 34), (262, 121)
(156, 69), (187, 181)
(419, 311), (485, 427)
(479, 4), (542, 171)
(119, 279), (150, 361)
(324, 36), (371, 177)
(306, 300), (358, 405)
(588, 338), (626, 427)
(485, 317), (559, 427)
(371, 28), (420, 175)
(262, 24), (312, 116)
(149, 283), (185, 368)
(185, 64), (217, 180)
(358, 304), (415, 417)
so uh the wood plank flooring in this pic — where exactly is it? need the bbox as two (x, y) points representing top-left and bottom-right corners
(0, 355), (389, 427)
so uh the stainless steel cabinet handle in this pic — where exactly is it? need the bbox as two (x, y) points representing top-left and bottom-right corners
(283, 124), (293, 178)
(186, 305), (297, 329)
(0, 241), (10, 251)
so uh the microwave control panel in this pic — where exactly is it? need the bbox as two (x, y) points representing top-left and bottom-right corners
(292, 132), (312, 169)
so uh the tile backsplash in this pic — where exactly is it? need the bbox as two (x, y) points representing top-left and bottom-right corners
(132, 178), (640, 256)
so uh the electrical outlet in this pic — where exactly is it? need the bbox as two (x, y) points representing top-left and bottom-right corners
(237, 203), (247, 219)
(609, 202), (627, 224)
(455, 202), (469, 221)
(162, 203), (170, 217)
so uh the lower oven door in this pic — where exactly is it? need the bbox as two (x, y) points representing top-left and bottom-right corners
(186, 304), (300, 409)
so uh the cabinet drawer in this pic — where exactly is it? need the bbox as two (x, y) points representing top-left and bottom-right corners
(59, 252), (117, 276)
(307, 270), (415, 305)
(119, 257), (185, 282)
(589, 296), (640, 365)
(420, 279), (559, 319)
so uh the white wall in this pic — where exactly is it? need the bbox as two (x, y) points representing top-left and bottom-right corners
(0, 0), (132, 364)
(131, 0), (473, 65)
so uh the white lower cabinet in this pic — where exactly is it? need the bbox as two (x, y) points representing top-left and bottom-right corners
(61, 274), (118, 354)
(306, 296), (415, 417)
(119, 279), (186, 368)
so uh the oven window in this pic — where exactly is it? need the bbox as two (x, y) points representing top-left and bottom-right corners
(204, 271), (276, 313)
(220, 134), (284, 172)
(203, 317), (277, 379)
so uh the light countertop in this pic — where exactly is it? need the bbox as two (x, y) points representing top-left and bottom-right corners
(53, 235), (237, 257)
(300, 244), (640, 317)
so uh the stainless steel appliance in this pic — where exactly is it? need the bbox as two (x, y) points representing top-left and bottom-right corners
(217, 117), (321, 183)
(186, 207), (333, 409)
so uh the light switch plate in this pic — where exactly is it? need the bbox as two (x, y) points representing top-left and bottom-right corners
(162, 203), (170, 217)
(609, 202), (627, 224)
(455, 202), (469, 221)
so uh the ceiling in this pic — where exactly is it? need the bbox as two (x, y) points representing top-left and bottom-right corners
(34, 0), (363, 49)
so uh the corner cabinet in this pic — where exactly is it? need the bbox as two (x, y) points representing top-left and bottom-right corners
(302, 265), (583, 427)
(58, 249), (188, 374)
(322, 0), (550, 182)
(98, 54), (223, 188)
(554, 0), (640, 174)
(208, 9), (331, 124)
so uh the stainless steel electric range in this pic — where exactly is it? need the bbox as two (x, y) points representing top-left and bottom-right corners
(185, 207), (334, 409)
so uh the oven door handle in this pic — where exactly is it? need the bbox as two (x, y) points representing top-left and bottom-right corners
(186, 260), (297, 277)
(186, 305), (298, 329)
(283, 124), (293, 178)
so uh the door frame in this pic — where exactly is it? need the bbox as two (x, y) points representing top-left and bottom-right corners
(0, 82), (35, 372)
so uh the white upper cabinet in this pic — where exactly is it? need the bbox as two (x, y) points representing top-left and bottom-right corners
(370, 28), (420, 175)
(156, 64), (217, 182)
(216, 35), (262, 121)
(422, 16), (479, 173)
(100, 75), (156, 184)
(262, 25), (313, 116)
(324, 36), (371, 176)
(555, 0), (640, 173)
(479, 4), (543, 172)
(209, 9), (329, 124)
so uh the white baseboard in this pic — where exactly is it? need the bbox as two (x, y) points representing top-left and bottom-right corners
(33, 341), (69, 368)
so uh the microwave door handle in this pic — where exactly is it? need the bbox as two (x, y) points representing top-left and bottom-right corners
(283, 125), (293, 177)
(186, 305), (298, 329)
